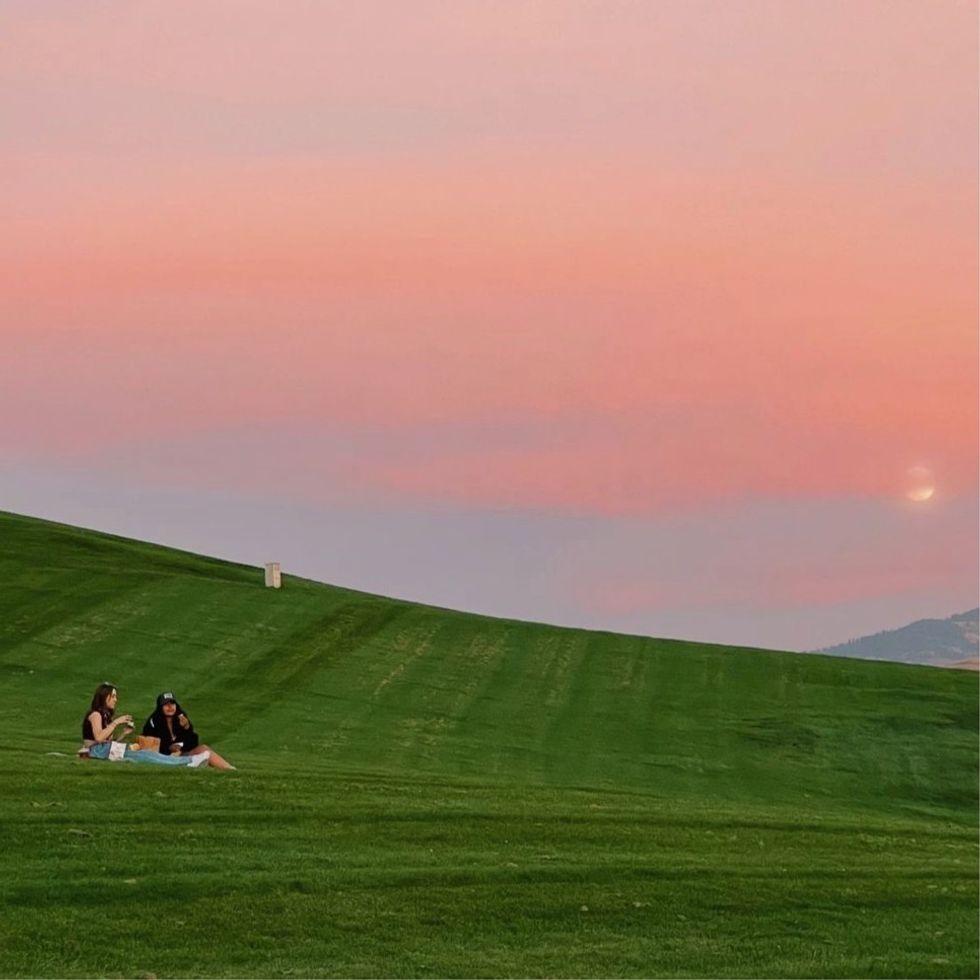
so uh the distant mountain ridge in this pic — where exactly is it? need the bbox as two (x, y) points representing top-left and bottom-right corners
(815, 608), (979, 669)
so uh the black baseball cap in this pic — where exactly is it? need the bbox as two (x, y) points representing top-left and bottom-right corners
(156, 691), (178, 708)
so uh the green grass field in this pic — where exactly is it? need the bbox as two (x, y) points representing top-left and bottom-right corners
(0, 510), (976, 978)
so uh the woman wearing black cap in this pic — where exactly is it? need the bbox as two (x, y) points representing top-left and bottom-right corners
(142, 692), (235, 770)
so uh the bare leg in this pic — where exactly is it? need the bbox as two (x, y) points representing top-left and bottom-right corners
(188, 744), (236, 770)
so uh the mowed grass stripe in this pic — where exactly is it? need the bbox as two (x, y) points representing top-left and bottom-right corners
(2, 766), (976, 979)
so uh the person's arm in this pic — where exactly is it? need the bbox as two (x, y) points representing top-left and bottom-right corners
(141, 716), (156, 737)
(182, 725), (199, 751)
(88, 712), (133, 743)
(176, 713), (199, 751)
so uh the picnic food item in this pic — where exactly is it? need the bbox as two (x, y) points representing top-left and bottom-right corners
(138, 735), (161, 752)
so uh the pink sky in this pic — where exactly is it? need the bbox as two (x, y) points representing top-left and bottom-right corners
(2, 1), (976, 648)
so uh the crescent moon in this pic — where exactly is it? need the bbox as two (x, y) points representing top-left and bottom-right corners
(907, 485), (935, 502)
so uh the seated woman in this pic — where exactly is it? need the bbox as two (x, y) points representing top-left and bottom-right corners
(81, 683), (202, 766)
(81, 682), (134, 748)
(142, 691), (235, 770)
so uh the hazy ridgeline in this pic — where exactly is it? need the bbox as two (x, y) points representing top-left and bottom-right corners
(0, 511), (976, 978)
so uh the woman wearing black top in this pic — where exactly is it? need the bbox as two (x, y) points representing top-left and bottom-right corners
(81, 683), (134, 748)
(142, 692), (235, 770)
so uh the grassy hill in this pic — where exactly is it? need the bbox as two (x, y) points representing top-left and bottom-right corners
(0, 510), (976, 978)
(816, 608), (979, 668)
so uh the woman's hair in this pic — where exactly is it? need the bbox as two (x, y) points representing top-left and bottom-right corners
(88, 682), (117, 722)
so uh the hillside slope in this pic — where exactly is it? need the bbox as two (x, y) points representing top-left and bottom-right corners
(1, 509), (975, 811)
(0, 510), (977, 978)
(816, 609), (979, 668)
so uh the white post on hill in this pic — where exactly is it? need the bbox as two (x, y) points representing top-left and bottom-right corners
(265, 562), (282, 589)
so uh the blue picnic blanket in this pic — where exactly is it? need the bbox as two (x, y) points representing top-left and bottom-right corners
(87, 742), (197, 766)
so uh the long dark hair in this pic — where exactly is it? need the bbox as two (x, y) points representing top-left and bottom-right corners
(147, 695), (186, 734)
(86, 682), (117, 726)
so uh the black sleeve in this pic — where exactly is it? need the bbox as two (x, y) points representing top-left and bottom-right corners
(141, 716), (156, 736)
(179, 716), (200, 751)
